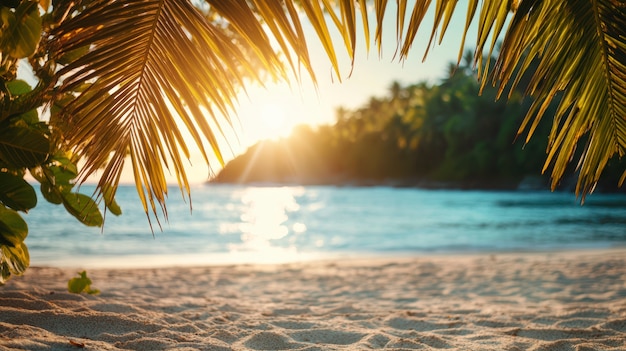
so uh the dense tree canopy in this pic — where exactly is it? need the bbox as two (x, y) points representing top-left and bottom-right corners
(0, 0), (624, 282)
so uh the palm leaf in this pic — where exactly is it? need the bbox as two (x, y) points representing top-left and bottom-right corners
(50, 0), (306, 220)
(492, 0), (626, 197)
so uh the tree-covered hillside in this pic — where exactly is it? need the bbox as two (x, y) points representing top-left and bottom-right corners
(215, 57), (625, 192)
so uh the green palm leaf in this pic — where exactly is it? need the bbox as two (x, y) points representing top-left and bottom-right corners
(496, 0), (626, 197)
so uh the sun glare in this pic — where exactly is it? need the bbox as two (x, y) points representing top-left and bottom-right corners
(258, 103), (290, 139)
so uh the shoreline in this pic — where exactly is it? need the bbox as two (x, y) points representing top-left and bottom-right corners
(2, 248), (626, 350)
(29, 245), (626, 269)
(208, 174), (626, 194)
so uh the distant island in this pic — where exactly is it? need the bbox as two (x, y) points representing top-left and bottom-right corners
(213, 138), (550, 190)
(214, 59), (626, 193)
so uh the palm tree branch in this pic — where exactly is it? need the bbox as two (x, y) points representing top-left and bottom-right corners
(494, 0), (626, 197)
(50, 0), (288, 220)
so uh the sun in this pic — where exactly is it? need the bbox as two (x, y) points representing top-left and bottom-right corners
(257, 102), (291, 140)
(235, 81), (331, 150)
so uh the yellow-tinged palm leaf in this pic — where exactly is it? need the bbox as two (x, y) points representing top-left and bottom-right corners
(398, 1), (431, 59)
(299, 0), (343, 79)
(338, 0), (357, 65)
(248, 0), (316, 81)
(422, 0), (458, 61)
(374, 0), (388, 50)
(357, 0), (370, 53)
(50, 0), (293, 220)
(492, 0), (626, 197)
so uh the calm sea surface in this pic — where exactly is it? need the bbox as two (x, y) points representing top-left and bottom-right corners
(24, 184), (626, 267)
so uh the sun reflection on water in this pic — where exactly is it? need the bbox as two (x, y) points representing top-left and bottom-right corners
(225, 187), (307, 261)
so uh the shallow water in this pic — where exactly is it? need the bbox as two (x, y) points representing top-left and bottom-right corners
(24, 184), (626, 267)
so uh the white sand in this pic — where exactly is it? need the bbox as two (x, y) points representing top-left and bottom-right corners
(1, 249), (626, 350)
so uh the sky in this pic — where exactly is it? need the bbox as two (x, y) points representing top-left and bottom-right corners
(173, 2), (482, 185)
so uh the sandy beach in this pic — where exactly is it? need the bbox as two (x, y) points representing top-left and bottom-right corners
(1, 249), (625, 350)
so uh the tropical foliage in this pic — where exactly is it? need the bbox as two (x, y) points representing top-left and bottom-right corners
(0, 0), (624, 282)
(0, 1), (122, 283)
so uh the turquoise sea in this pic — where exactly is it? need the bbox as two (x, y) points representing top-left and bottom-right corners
(24, 184), (626, 268)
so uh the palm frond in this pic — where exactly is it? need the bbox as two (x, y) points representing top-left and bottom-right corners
(50, 0), (307, 219)
(493, 0), (626, 196)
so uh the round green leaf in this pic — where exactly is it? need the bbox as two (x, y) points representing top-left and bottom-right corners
(57, 45), (89, 65)
(6, 80), (32, 96)
(0, 126), (49, 168)
(1, 242), (29, 276)
(62, 193), (103, 227)
(102, 184), (122, 216)
(1, 1), (42, 58)
(0, 172), (37, 212)
(40, 181), (63, 204)
(0, 261), (11, 285)
(17, 109), (39, 126)
(50, 94), (74, 116)
(49, 164), (77, 185)
(0, 205), (28, 246)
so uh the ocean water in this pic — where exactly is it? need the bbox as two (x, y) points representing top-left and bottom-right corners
(23, 184), (626, 268)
